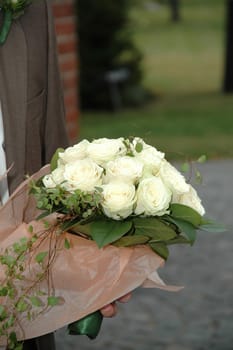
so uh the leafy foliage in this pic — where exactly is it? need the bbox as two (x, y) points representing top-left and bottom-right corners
(0, 227), (65, 348)
(30, 171), (224, 262)
(76, 0), (146, 109)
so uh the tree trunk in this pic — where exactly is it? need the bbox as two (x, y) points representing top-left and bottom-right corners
(169, 0), (180, 22)
(223, 0), (233, 92)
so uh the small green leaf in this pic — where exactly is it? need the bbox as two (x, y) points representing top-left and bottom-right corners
(135, 142), (143, 153)
(50, 147), (64, 171)
(90, 219), (133, 248)
(2, 255), (16, 267)
(16, 299), (28, 313)
(0, 287), (8, 296)
(180, 162), (190, 173)
(197, 154), (207, 163)
(30, 296), (43, 307)
(0, 305), (7, 320)
(64, 238), (71, 249)
(35, 251), (48, 264)
(166, 236), (191, 245)
(3, 315), (15, 330)
(133, 217), (177, 241)
(195, 170), (202, 184)
(113, 235), (149, 247)
(36, 210), (51, 221)
(170, 203), (202, 227)
(43, 220), (50, 229)
(149, 242), (169, 260)
(47, 296), (59, 306)
(72, 223), (91, 236)
(28, 225), (33, 233)
(8, 331), (23, 350)
(60, 218), (81, 232)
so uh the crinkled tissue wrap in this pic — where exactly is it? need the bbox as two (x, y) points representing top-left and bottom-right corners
(0, 166), (181, 344)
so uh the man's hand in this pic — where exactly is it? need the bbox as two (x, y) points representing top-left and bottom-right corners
(100, 292), (132, 317)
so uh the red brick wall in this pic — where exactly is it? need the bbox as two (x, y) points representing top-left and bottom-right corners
(52, 0), (79, 144)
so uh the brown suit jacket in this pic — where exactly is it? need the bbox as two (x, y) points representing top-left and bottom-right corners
(0, 0), (69, 194)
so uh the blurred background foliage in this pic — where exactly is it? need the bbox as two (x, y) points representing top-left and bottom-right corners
(76, 0), (146, 110)
(76, 0), (233, 161)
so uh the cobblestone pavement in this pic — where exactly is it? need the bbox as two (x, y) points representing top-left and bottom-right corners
(55, 160), (233, 350)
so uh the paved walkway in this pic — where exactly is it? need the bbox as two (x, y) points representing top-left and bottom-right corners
(55, 160), (233, 350)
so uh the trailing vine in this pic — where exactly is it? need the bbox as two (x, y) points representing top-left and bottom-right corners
(0, 221), (66, 349)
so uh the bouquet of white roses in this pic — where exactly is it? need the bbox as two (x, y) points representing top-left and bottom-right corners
(32, 137), (208, 259)
(0, 137), (221, 349)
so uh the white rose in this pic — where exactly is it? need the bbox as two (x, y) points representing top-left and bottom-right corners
(133, 142), (164, 174)
(105, 156), (143, 184)
(101, 182), (136, 220)
(159, 159), (189, 195)
(63, 159), (103, 192)
(172, 184), (205, 216)
(87, 138), (126, 166)
(43, 167), (65, 188)
(51, 167), (65, 185)
(58, 140), (90, 164)
(135, 176), (172, 216)
(43, 174), (56, 188)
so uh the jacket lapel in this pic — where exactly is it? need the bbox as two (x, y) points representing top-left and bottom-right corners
(0, 17), (27, 193)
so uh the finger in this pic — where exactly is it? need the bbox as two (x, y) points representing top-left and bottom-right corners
(117, 292), (132, 303)
(100, 302), (117, 318)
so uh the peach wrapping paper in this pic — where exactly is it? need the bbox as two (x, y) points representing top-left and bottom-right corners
(0, 166), (181, 344)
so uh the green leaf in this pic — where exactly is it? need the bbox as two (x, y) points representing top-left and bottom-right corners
(0, 305), (7, 321)
(195, 170), (202, 184)
(133, 217), (177, 241)
(16, 299), (28, 313)
(8, 331), (23, 349)
(166, 236), (191, 245)
(0, 287), (8, 296)
(135, 142), (143, 153)
(197, 154), (207, 163)
(60, 218), (81, 232)
(30, 296), (43, 307)
(149, 242), (169, 260)
(47, 296), (59, 306)
(90, 219), (133, 248)
(4, 315), (15, 328)
(36, 210), (51, 221)
(168, 217), (197, 245)
(28, 225), (33, 233)
(1, 254), (16, 267)
(15, 344), (23, 350)
(113, 235), (149, 247)
(72, 223), (91, 236)
(50, 147), (64, 171)
(200, 219), (227, 233)
(180, 162), (190, 173)
(170, 203), (202, 227)
(35, 251), (48, 264)
(64, 238), (71, 249)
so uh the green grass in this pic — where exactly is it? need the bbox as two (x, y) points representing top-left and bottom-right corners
(79, 0), (233, 161)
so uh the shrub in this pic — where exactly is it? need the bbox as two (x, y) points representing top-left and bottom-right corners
(76, 0), (145, 110)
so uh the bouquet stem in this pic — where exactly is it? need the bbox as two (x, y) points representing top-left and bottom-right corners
(68, 310), (103, 339)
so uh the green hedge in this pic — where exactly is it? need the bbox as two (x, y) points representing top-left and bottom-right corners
(76, 0), (146, 110)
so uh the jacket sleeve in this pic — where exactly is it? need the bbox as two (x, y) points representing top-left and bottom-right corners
(43, 0), (69, 164)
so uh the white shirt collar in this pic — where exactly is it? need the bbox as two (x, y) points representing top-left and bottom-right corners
(0, 102), (9, 204)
